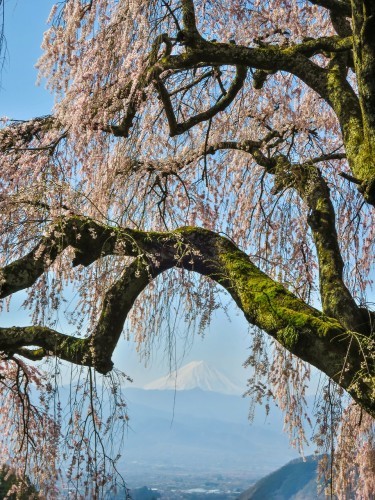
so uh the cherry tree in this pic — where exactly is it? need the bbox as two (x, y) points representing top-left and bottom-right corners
(0, 0), (374, 497)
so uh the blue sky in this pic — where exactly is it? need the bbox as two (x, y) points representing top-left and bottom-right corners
(0, 0), (254, 388)
(0, 1), (53, 117)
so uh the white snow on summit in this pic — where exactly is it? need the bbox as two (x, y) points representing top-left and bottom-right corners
(143, 360), (243, 395)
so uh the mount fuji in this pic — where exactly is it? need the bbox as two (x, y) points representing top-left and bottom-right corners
(143, 360), (244, 395)
(121, 360), (300, 489)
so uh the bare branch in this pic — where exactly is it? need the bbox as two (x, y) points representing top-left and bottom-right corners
(339, 171), (362, 184)
(310, 152), (347, 163)
(156, 65), (247, 136)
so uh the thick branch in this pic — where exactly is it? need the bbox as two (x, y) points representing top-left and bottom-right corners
(0, 218), (113, 298)
(0, 216), (158, 299)
(290, 163), (366, 332)
(0, 218), (373, 415)
(180, 0), (201, 40)
(173, 138), (364, 332)
(349, 0), (375, 203)
(308, 0), (352, 16)
(0, 326), (91, 368)
(90, 257), (173, 373)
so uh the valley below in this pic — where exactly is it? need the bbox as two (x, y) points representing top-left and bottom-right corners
(115, 361), (304, 498)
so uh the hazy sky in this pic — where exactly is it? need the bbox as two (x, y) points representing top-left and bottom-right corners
(0, 0), (255, 388)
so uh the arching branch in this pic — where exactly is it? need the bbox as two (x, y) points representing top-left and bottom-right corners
(0, 217), (373, 415)
(199, 141), (365, 332)
(121, 135), (365, 333)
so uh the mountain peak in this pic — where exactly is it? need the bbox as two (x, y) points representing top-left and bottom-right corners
(143, 360), (243, 395)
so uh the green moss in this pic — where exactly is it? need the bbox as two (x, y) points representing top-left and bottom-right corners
(30, 347), (45, 358)
(215, 239), (345, 344)
(278, 324), (299, 349)
(59, 337), (87, 358)
(176, 226), (208, 234)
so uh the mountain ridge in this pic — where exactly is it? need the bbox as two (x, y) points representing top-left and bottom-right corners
(143, 360), (244, 395)
(238, 455), (326, 499)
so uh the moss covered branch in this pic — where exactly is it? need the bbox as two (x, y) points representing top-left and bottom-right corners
(0, 325), (91, 368)
(171, 137), (363, 333)
(0, 218), (373, 414)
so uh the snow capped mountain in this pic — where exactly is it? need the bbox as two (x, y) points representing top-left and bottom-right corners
(143, 360), (244, 395)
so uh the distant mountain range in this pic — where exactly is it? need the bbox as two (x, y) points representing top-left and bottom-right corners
(120, 361), (303, 490)
(143, 360), (243, 395)
(239, 455), (327, 500)
(121, 386), (300, 490)
(54, 360), (317, 496)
